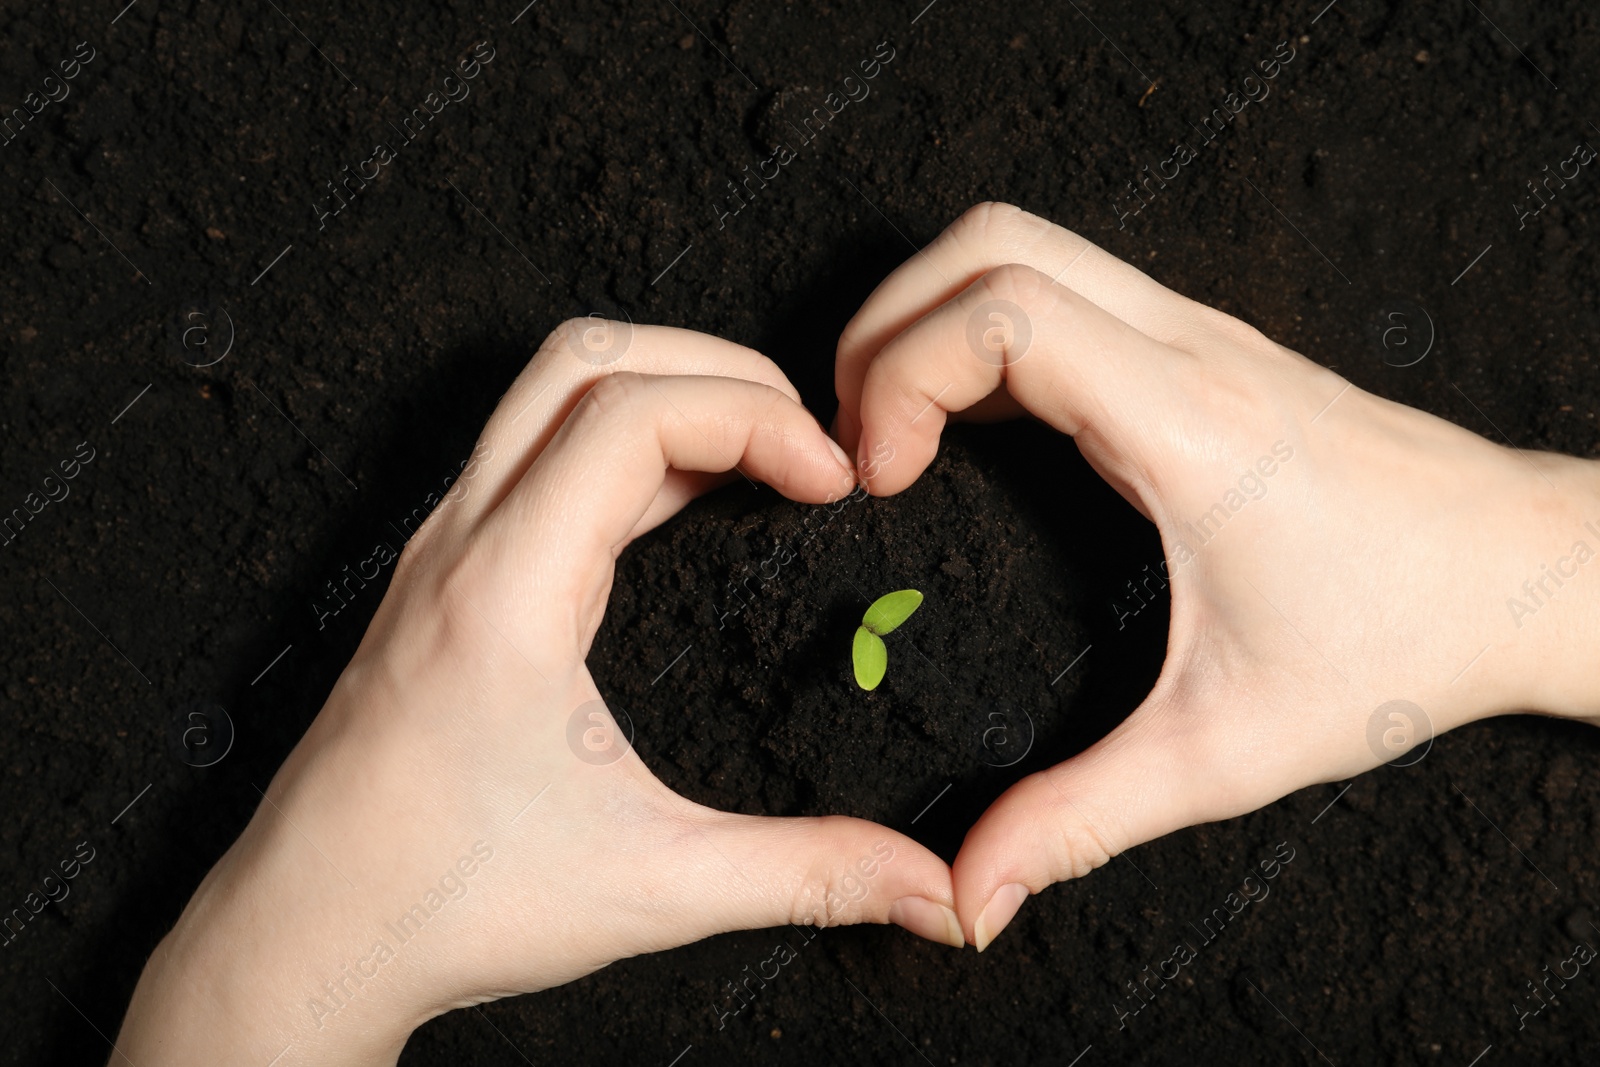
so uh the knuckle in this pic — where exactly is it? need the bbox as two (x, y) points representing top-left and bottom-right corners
(1050, 811), (1119, 883)
(1184, 345), (1293, 429)
(788, 824), (875, 928)
(388, 502), (459, 587)
(956, 201), (1065, 262)
(578, 369), (646, 420)
(956, 200), (1032, 245)
(389, 524), (435, 584)
(789, 878), (851, 929)
(540, 318), (591, 363)
(982, 261), (1051, 305)
(549, 316), (588, 343)
(1031, 776), (1122, 883)
(1186, 299), (1277, 355)
(540, 316), (634, 370)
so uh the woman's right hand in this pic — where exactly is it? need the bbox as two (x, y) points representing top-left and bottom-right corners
(832, 202), (1600, 950)
(112, 323), (960, 1067)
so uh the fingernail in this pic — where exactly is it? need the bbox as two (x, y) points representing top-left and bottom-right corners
(888, 896), (965, 949)
(974, 883), (1029, 952)
(824, 434), (854, 474)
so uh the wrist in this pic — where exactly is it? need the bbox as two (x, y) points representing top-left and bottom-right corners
(1493, 450), (1600, 722)
(113, 775), (428, 1065)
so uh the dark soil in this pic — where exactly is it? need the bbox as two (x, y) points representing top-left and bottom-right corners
(3, 1), (1599, 1064)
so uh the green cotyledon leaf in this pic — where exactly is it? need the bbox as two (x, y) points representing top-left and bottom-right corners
(852, 626), (887, 690)
(862, 589), (923, 636)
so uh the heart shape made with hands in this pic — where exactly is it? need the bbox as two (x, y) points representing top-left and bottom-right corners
(315, 204), (1518, 1007)
(580, 416), (1164, 940)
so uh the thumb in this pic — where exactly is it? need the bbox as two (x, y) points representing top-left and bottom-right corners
(675, 808), (964, 949)
(953, 700), (1239, 951)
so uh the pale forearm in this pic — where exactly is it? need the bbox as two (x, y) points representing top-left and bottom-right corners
(112, 766), (428, 1066)
(115, 889), (417, 1067)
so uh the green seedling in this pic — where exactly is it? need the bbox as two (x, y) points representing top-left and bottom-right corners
(852, 589), (923, 691)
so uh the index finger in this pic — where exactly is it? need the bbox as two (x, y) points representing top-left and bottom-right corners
(834, 202), (1201, 454)
(852, 263), (1188, 505)
(477, 372), (859, 656)
(458, 323), (808, 532)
